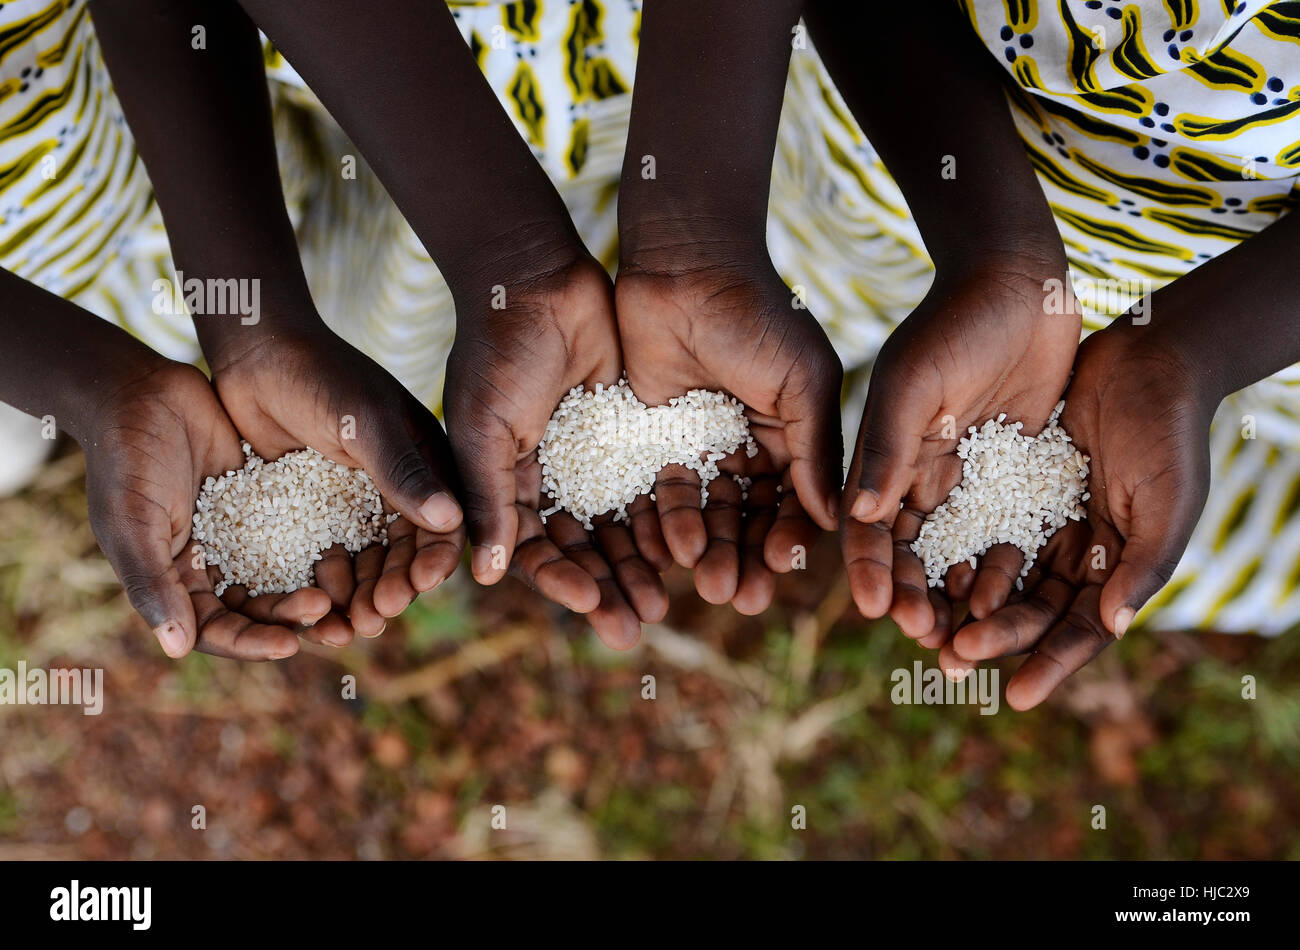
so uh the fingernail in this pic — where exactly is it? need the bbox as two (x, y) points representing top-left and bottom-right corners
(472, 544), (503, 580)
(1113, 606), (1135, 639)
(851, 489), (879, 522)
(825, 492), (841, 523)
(417, 492), (462, 532)
(153, 621), (187, 657)
(300, 616), (317, 628)
(943, 665), (971, 683)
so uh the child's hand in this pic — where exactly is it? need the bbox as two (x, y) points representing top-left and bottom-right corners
(941, 320), (1214, 709)
(86, 362), (334, 659)
(209, 324), (466, 643)
(615, 259), (843, 615)
(444, 255), (668, 649)
(842, 254), (1081, 643)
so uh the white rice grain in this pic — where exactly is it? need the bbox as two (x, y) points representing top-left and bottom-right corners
(910, 403), (1089, 588)
(192, 443), (397, 596)
(537, 378), (757, 529)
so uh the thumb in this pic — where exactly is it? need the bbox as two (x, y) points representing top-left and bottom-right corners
(355, 408), (463, 536)
(848, 363), (931, 523)
(98, 514), (197, 659)
(780, 359), (844, 530)
(1099, 478), (1205, 638)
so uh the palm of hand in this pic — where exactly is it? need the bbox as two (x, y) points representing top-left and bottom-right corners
(843, 263), (1082, 638)
(881, 269), (1081, 507)
(212, 330), (382, 463)
(445, 258), (676, 649)
(86, 364), (331, 659)
(614, 266), (843, 613)
(943, 327), (1213, 709)
(211, 327), (466, 640)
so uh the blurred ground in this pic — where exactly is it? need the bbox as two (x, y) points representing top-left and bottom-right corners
(0, 444), (1297, 860)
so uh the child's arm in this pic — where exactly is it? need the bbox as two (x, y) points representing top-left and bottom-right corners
(101, 0), (656, 645)
(90, 0), (467, 642)
(0, 268), (327, 658)
(805, 1), (1081, 640)
(612, 1), (844, 614)
(950, 208), (1300, 708)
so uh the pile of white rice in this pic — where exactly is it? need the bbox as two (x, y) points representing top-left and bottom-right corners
(192, 443), (396, 596)
(911, 403), (1089, 589)
(538, 378), (757, 529)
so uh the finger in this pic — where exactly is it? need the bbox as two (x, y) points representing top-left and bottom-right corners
(733, 470), (781, 616)
(694, 472), (743, 605)
(313, 543), (357, 617)
(219, 584), (332, 628)
(626, 493), (673, 573)
(969, 543), (1027, 619)
(842, 518), (893, 619)
(847, 368), (930, 523)
(592, 517), (669, 624)
(348, 543), (390, 638)
(1005, 585), (1112, 711)
(937, 642), (978, 683)
(764, 481), (822, 576)
(1099, 484), (1203, 639)
(447, 405), (519, 585)
(944, 559), (977, 602)
(916, 587), (954, 649)
(779, 351), (844, 530)
(212, 584), (341, 647)
(356, 402), (463, 536)
(951, 572), (1076, 661)
(888, 508), (935, 640)
(544, 512), (641, 649)
(297, 612), (356, 648)
(409, 525), (466, 594)
(374, 523), (418, 619)
(187, 582), (300, 661)
(654, 464), (707, 569)
(513, 508), (601, 615)
(99, 519), (199, 659)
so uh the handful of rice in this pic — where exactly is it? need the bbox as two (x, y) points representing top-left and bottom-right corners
(538, 378), (757, 529)
(192, 443), (396, 596)
(911, 402), (1089, 589)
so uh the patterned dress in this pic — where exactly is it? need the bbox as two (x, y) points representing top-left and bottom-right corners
(0, 0), (1296, 632)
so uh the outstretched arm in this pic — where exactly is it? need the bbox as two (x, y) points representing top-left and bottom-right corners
(614, 0), (844, 615)
(807, 1), (1079, 641)
(949, 207), (1300, 709)
(0, 268), (326, 659)
(223, 0), (660, 647)
(91, 0), (467, 645)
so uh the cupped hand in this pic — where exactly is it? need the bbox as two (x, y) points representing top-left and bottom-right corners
(444, 254), (668, 649)
(210, 323), (466, 644)
(842, 255), (1081, 644)
(941, 318), (1215, 709)
(614, 259), (844, 616)
(85, 361), (333, 660)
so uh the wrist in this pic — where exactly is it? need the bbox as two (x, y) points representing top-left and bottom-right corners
(442, 225), (599, 323)
(195, 288), (328, 378)
(927, 214), (1068, 282)
(618, 212), (770, 281)
(75, 352), (189, 449)
(1097, 317), (1226, 420)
